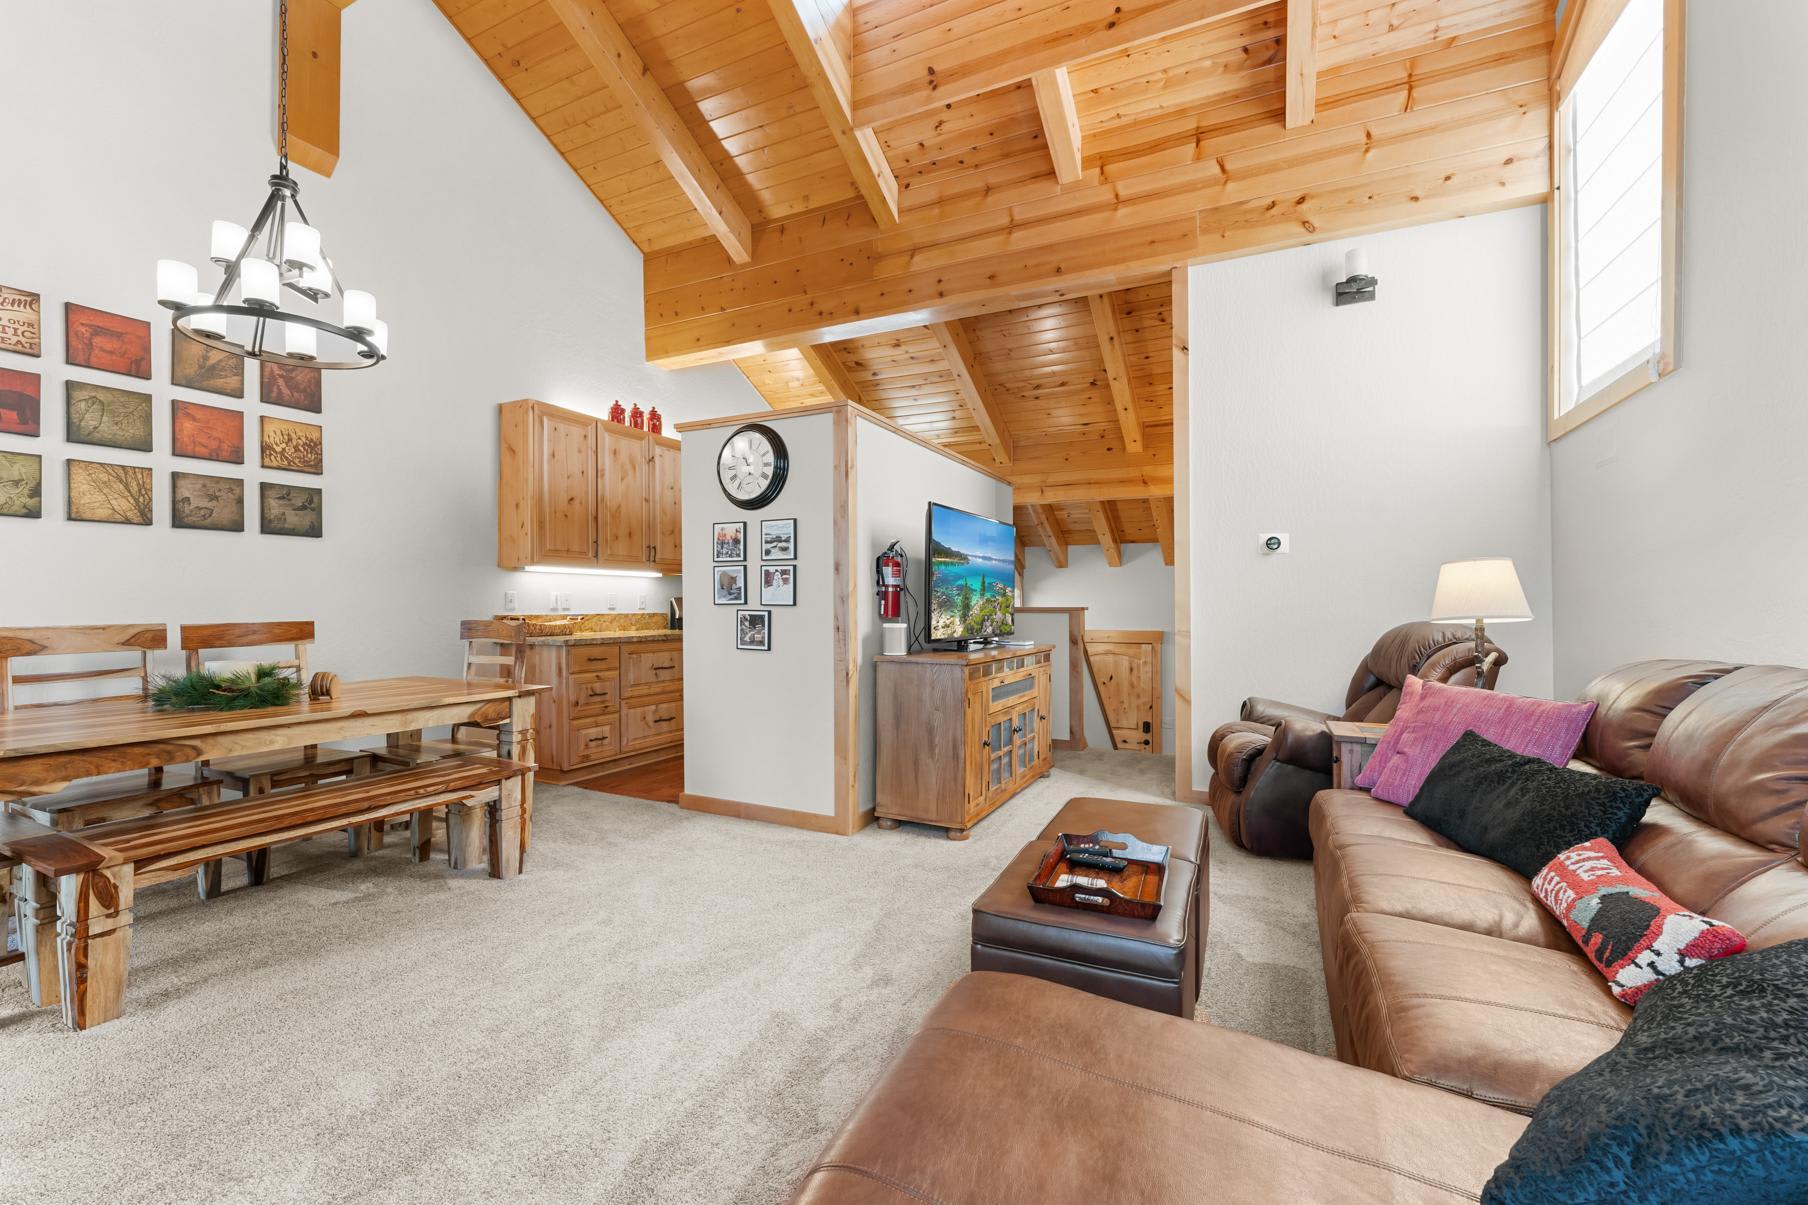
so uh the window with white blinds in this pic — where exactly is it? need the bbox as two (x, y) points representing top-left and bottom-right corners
(1554, 0), (1675, 423)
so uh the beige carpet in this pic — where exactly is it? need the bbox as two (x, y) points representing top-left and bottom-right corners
(0, 750), (1330, 1203)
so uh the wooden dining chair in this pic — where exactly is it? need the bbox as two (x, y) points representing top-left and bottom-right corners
(182, 621), (372, 895)
(0, 624), (222, 831)
(372, 619), (529, 769)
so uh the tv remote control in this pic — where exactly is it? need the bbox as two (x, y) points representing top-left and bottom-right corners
(1068, 851), (1128, 872)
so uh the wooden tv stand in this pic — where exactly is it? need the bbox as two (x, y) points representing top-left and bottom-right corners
(873, 644), (1054, 840)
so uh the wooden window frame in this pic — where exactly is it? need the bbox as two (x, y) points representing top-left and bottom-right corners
(1547, 0), (1685, 442)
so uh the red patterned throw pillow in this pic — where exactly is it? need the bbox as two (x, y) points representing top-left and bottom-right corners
(1531, 839), (1746, 1005)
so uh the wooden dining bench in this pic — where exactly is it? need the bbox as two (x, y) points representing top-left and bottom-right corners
(0, 754), (530, 1031)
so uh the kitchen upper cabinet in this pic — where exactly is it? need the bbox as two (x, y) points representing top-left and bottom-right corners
(499, 400), (683, 574)
(600, 424), (646, 564)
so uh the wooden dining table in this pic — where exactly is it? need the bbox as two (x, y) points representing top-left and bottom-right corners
(1, 676), (544, 1017)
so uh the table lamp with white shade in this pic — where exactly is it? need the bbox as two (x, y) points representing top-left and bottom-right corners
(1429, 557), (1532, 688)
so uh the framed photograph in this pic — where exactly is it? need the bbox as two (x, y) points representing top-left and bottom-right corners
(67, 459), (153, 525)
(760, 564), (796, 607)
(260, 482), (323, 538)
(760, 517), (796, 561)
(171, 472), (245, 532)
(736, 608), (772, 652)
(66, 381), (153, 451)
(172, 399), (244, 463)
(0, 285), (41, 356)
(262, 360), (322, 412)
(712, 520), (745, 563)
(0, 367), (41, 436)
(0, 450), (42, 519)
(65, 303), (151, 379)
(713, 563), (747, 605)
(170, 330), (244, 397)
(261, 416), (323, 475)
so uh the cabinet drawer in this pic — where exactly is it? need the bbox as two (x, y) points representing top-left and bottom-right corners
(623, 645), (683, 692)
(622, 698), (683, 750)
(568, 644), (620, 674)
(568, 721), (617, 764)
(569, 673), (618, 717)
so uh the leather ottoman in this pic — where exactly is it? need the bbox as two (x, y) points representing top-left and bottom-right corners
(1036, 795), (1210, 973)
(972, 839), (1201, 1017)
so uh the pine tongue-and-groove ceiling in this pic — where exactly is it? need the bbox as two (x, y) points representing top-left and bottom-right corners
(435, 0), (1556, 561)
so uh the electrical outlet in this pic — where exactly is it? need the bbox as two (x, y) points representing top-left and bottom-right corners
(560, 591), (575, 610)
(637, 592), (648, 610)
(607, 595), (620, 612)
(549, 591), (563, 612)
(503, 590), (518, 611)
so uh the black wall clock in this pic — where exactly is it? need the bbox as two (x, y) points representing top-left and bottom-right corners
(717, 422), (788, 510)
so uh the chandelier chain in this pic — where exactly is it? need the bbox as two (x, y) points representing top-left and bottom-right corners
(278, 0), (290, 177)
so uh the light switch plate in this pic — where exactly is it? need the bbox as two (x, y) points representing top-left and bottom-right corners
(503, 590), (517, 611)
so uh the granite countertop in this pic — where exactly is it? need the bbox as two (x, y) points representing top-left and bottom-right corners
(497, 612), (682, 646)
(524, 629), (682, 646)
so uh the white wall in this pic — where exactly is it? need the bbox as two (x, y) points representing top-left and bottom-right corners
(1185, 207), (1554, 791)
(681, 412), (837, 815)
(854, 419), (1013, 812)
(0, 1), (758, 678)
(1023, 544), (1176, 750)
(1550, 3), (1808, 695)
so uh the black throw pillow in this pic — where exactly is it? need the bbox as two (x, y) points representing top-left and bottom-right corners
(1484, 938), (1808, 1203)
(1404, 730), (1658, 878)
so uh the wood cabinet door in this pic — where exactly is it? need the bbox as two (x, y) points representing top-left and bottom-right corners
(533, 408), (597, 564)
(649, 438), (681, 572)
(599, 423), (647, 565)
(622, 697), (683, 751)
(1086, 638), (1158, 753)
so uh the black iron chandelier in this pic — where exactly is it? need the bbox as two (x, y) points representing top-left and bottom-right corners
(156, 0), (386, 369)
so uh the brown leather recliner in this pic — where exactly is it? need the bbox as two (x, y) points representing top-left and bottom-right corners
(1206, 622), (1506, 859)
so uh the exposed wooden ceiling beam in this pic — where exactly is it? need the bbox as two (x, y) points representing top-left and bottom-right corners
(1285, 0), (1318, 129)
(1153, 498), (1175, 566)
(545, 0), (753, 264)
(1029, 504), (1068, 569)
(851, 0), (1269, 128)
(1015, 474), (1174, 505)
(797, 343), (863, 403)
(286, 0), (354, 177)
(1031, 67), (1083, 185)
(1088, 502), (1123, 567)
(645, 65), (1553, 366)
(928, 321), (1014, 467)
(768, 0), (900, 230)
(1088, 293), (1144, 454)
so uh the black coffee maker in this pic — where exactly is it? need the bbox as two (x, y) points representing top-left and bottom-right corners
(668, 596), (683, 631)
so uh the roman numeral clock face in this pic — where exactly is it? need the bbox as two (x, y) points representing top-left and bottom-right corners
(716, 423), (788, 510)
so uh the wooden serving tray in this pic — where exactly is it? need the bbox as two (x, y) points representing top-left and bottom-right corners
(1027, 830), (1171, 920)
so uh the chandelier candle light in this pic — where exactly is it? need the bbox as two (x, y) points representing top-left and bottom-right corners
(155, 0), (386, 370)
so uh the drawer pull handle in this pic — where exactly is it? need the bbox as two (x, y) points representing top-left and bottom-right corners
(652, 717), (675, 725)
(651, 664), (675, 672)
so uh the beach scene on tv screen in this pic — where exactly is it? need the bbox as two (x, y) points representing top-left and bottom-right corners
(929, 505), (1015, 641)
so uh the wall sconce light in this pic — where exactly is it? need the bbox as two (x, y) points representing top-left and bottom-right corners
(1334, 247), (1377, 306)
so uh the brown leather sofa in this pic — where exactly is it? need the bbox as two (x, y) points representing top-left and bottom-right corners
(1208, 621), (1506, 859)
(791, 659), (1808, 1202)
(1313, 658), (1808, 1113)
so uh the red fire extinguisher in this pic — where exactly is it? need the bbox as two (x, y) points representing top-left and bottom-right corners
(875, 542), (906, 621)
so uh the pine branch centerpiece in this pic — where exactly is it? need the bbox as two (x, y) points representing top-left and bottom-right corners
(149, 664), (302, 711)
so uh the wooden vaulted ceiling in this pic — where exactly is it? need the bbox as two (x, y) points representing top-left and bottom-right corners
(436, 0), (1556, 562)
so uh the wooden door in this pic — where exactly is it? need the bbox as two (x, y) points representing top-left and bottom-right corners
(533, 408), (596, 565)
(1085, 632), (1162, 753)
(599, 423), (646, 565)
(649, 437), (681, 572)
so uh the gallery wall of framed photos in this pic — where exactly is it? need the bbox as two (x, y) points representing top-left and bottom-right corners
(712, 515), (796, 652)
(0, 283), (327, 538)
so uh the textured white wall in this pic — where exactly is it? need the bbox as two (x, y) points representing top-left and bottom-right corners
(682, 412), (837, 815)
(1185, 207), (1554, 791)
(0, 1), (758, 678)
(1022, 544), (1176, 750)
(1550, 3), (1808, 695)
(855, 420), (1013, 812)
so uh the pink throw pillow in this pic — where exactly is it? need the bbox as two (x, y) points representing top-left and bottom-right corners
(1368, 679), (1596, 806)
(1355, 675), (1425, 791)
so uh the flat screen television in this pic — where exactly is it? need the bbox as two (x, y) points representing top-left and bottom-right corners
(925, 502), (1015, 645)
